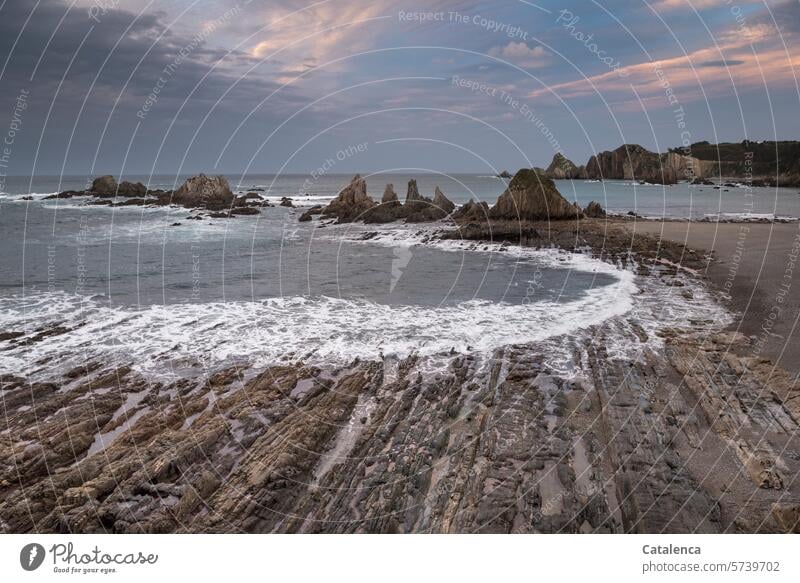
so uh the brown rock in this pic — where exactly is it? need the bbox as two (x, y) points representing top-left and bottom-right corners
(320, 175), (376, 223)
(432, 186), (455, 214)
(488, 169), (580, 221)
(173, 174), (234, 210)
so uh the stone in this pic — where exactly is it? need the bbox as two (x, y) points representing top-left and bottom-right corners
(583, 201), (606, 218)
(173, 174), (234, 210)
(320, 175), (376, 223)
(488, 169), (581, 221)
(89, 175), (118, 196)
(432, 186), (455, 214)
(382, 184), (398, 203)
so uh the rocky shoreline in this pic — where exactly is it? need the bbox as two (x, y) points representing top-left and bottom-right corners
(1, 206), (799, 533)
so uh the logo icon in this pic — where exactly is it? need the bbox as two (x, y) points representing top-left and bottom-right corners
(20, 543), (46, 571)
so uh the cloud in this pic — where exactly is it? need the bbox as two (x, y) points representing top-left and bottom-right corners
(652, 0), (726, 11)
(488, 42), (551, 68)
(527, 21), (799, 108)
(698, 59), (745, 67)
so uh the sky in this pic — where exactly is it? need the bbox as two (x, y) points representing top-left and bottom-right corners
(0, 0), (798, 176)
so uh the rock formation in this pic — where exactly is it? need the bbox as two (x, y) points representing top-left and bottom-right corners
(488, 169), (581, 221)
(451, 199), (490, 222)
(173, 174), (235, 210)
(583, 201), (606, 218)
(89, 175), (118, 196)
(382, 184), (399, 203)
(586, 145), (671, 184)
(545, 153), (585, 179)
(433, 186), (455, 214)
(87, 176), (147, 197)
(320, 175), (376, 223)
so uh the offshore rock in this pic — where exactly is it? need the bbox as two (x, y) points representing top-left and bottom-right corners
(173, 174), (234, 211)
(432, 186), (455, 215)
(545, 153), (585, 179)
(382, 184), (398, 203)
(320, 175), (376, 223)
(488, 169), (580, 221)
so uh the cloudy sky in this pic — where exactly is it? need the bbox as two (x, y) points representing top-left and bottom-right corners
(0, 0), (798, 176)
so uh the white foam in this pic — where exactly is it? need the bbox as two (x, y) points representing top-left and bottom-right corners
(0, 225), (730, 380)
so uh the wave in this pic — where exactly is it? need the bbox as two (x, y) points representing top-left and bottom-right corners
(0, 225), (731, 380)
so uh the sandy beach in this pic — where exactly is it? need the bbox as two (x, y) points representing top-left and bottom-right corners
(625, 220), (800, 373)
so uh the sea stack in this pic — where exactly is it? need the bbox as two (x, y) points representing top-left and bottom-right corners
(320, 174), (376, 223)
(488, 169), (581, 221)
(173, 174), (234, 210)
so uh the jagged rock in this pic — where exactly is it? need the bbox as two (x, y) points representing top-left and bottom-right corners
(488, 169), (580, 221)
(405, 179), (424, 204)
(173, 174), (234, 210)
(432, 186), (455, 214)
(451, 199), (490, 222)
(280, 197), (294, 208)
(497, 170), (512, 178)
(583, 201), (606, 218)
(320, 175), (376, 223)
(545, 153), (583, 179)
(382, 184), (398, 203)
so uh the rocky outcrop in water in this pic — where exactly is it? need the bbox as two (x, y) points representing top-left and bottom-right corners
(87, 176), (148, 197)
(382, 184), (398, 203)
(320, 175), (377, 223)
(173, 174), (234, 211)
(433, 186), (455, 215)
(545, 153), (585, 179)
(489, 169), (581, 221)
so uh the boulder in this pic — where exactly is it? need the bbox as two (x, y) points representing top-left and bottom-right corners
(173, 174), (234, 210)
(280, 197), (294, 208)
(583, 201), (607, 218)
(299, 205), (323, 222)
(117, 181), (147, 197)
(89, 175), (118, 197)
(488, 169), (581, 221)
(320, 175), (376, 223)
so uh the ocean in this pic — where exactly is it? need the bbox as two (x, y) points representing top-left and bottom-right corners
(0, 172), (740, 379)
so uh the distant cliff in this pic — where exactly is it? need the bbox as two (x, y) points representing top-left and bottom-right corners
(668, 140), (800, 186)
(543, 141), (800, 186)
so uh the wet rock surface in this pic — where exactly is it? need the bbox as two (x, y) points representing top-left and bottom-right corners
(2, 224), (798, 533)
